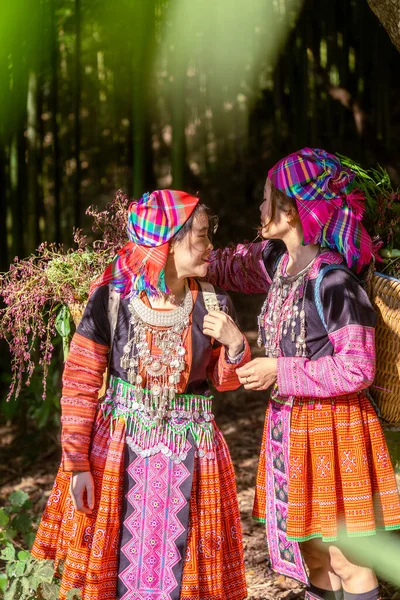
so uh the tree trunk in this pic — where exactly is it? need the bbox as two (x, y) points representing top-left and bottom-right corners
(26, 69), (39, 252)
(10, 45), (28, 259)
(74, 0), (81, 227)
(131, 2), (155, 197)
(0, 48), (9, 270)
(50, 0), (61, 243)
(0, 143), (8, 270)
(171, 56), (185, 190)
(367, 0), (400, 53)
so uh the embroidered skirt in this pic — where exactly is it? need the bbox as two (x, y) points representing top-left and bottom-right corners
(32, 378), (246, 600)
(253, 391), (400, 579)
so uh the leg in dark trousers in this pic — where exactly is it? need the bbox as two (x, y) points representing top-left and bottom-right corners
(305, 584), (344, 599)
(343, 589), (380, 600)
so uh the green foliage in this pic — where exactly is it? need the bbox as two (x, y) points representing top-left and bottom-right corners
(338, 156), (400, 243)
(45, 250), (109, 304)
(9, 491), (30, 508)
(0, 491), (82, 600)
(0, 490), (33, 551)
(337, 155), (400, 279)
(385, 431), (400, 474)
(0, 348), (62, 430)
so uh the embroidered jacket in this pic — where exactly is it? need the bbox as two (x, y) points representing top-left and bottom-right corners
(207, 240), (376, 399)
(60, 280), (250, 471)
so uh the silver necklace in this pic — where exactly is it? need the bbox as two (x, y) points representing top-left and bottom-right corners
(129, 286), (193, 327)
(258, 251), (321, 358)
(120, 284), (193, 425)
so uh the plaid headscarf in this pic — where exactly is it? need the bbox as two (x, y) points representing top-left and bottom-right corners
(91, 189), (199, 296)
(268, 147), (374, 272)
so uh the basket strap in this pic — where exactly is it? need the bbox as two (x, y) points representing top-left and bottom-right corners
(314, 265), (382, 417)
(199, 281), (221, 346)
(108, 284), (120, 355)
(314, 264), (360, 331)
(199, 281), (221, 312)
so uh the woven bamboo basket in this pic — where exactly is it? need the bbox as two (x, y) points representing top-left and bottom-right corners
(68, 302), (85, 327)
(67, 302), (108, 398)
(369, 273), (400, 423)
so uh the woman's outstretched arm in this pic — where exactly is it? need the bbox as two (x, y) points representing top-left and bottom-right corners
(206, 241), (274, 294)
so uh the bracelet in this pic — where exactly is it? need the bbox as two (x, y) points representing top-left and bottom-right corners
(225, 343), (245, 364)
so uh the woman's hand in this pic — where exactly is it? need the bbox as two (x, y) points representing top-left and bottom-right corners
(237, 357), (277, 390)
(70, 471), (95, 515)
(203, 310), (244, 357)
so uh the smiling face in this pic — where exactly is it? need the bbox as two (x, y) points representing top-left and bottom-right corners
(259, 178), (298, 240)
(169, 210), (214, 280)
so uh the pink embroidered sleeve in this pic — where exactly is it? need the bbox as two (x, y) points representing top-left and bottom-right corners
(208, 337), (251, 392)
(277, 266), (376, 398)
(277, 324), (376, 398)
(206, 241), (272, 294)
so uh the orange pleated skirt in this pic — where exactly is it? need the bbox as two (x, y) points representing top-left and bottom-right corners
(254, 393), (400, 542)
(32, 411), (246, 600)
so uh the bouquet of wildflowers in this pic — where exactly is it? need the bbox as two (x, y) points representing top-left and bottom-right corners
(0, 190), (130, 402)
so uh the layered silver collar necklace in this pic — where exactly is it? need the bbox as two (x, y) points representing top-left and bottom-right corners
(120, 284), (193, 424)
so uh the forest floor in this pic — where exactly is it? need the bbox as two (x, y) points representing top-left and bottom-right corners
(1, 320), (400, 599)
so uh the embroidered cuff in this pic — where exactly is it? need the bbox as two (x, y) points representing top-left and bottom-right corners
(225, 341), (246, 364)
(62, 451), (90, 473)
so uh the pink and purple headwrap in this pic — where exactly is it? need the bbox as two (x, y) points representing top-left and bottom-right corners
(268, 147), (374, 272)
(91, 189), (199, 296)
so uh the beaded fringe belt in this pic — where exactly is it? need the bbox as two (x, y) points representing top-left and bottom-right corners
(101, 375), (216, 463)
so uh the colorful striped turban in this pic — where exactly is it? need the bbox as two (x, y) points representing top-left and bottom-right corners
(91, 189), (199, 296)
(268, 147), (374, 272)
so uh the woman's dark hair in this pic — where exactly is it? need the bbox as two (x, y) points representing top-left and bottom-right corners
(172, 203), (217, 244)
(267, 182), (298, 225)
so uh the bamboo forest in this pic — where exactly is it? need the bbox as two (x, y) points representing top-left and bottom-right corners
(1, 1), (400, 599)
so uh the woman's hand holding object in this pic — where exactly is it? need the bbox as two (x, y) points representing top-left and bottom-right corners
(237, 357), (278, 390)
(203, 310), (244, 357)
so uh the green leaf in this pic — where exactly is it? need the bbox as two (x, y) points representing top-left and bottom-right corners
(20, 575), (31, 595)
(66, 588), (82, 599)
(1, 543), (15, 561)
(4, 528), (17, 541)
(0, 508), (10, 528)
(23, 531), (36, 549)
(17, 550), (31, 561)
(55, 306), (72, 360)
(38, 581), (59, 600)
(9, 490), (29, 508)
(35, 561), (54, 583)
(4, 579), (19, 600)
(14, 559), (28, 578)
(55, 305), (71, 338)
(0, 573), (7, 593)
(380, 248), (400, 258)
(6, 561), (17, 577)
(23, 560), (35, 577)
(27, 572), (41, 591)
(12, 512), (32, 534)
